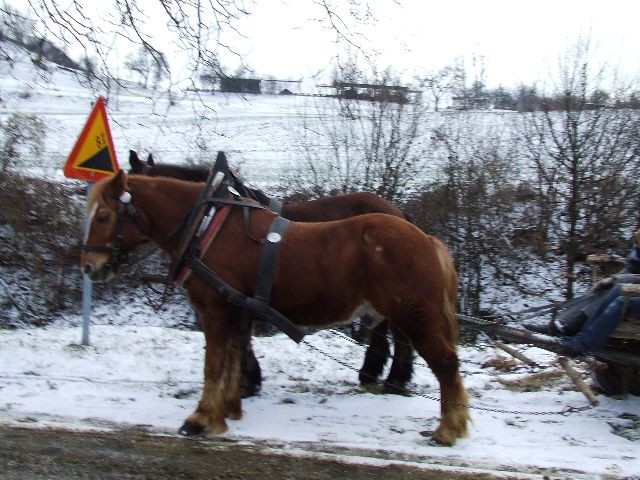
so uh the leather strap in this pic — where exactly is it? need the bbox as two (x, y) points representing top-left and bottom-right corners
(254, 216), (289, 303)
(268, 198), (283, 215)
(188, 255), (305, 343)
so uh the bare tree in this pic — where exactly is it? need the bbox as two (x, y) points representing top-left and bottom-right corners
(413, 114), (536, 315)
(288, 66), (430, 203)
(125, 45), (169, 89)
(419, 62), (465, 111)
(17, 0), (379, 97)
(520, 39), (640, 299)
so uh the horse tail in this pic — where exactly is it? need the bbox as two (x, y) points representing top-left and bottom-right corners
(436, 240), (459, 345)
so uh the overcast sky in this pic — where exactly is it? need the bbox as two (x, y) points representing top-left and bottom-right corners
(11, 0), (640, 89)
(223, 0), (640, 88)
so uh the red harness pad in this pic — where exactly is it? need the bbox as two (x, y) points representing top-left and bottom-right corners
(174, 205), (231, 286)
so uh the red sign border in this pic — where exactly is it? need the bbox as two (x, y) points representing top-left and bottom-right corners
(64, 96), (119, 182)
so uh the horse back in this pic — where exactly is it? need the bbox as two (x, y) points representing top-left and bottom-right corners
(271, 213), (457, 328)
(284, 192), (405, 222)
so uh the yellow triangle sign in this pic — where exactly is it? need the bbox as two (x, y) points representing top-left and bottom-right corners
(64, 96), (119, 182)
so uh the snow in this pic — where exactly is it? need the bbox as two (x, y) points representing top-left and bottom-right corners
(1, 47), (639, 480)
(1, 311), (639, 479)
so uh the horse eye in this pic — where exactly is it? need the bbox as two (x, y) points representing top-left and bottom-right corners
(96, 212), (110, 224)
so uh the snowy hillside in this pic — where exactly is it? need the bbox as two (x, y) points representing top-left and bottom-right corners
(1, 48), (639, 480)
(0, 47), (331, 188)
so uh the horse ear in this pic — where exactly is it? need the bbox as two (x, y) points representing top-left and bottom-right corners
(129, 150), (141, 169)
(109, 169), (128, 196)
(147, 154), (154, 166)
(214, 151), (229, 174)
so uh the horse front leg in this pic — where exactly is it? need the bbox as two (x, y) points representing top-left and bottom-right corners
(222, 321), (243, 420)
(180, 309), (241, 436)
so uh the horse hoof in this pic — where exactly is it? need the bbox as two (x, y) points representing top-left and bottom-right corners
(420, 430), (455, 446)
(240, 385), (261, 399)
(382, 383), (411, 396)
(178, 421), (205, 436)
(360, 383), (383, 394)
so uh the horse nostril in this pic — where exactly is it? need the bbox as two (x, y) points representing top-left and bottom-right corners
(83, 264), (93, 275)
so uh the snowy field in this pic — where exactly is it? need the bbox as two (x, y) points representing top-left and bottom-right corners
(1, 56), (318, 188)
(1, 50), (639, 479)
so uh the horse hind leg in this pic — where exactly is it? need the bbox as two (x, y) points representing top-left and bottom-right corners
(358, 318), (391, 387)
(403, 316), (469, 446)
(383, 324), (414, 394)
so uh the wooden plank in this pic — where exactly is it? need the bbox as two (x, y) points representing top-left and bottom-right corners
(610, 322), (640, 340)
(586, 254), (625, 266)
(558, 357), (599, 406)
(495, 343), (538, 367)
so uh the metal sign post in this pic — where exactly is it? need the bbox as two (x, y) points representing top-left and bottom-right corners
(63, 97), (120, 347)
(81, 183), (93, 346)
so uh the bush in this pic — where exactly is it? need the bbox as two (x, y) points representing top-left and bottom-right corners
(0, 173), (85, 326)
(0, 113), (45, 174)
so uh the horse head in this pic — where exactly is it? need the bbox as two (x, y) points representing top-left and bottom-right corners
(81, 170), (150, 282)
(128, 150), (154, 175)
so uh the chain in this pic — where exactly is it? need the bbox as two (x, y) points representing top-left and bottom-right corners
(326, 328), (543, 370)
(302, 335), (595, 417)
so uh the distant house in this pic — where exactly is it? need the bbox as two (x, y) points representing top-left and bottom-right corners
(322, 82), (415, 104)
(262, 79), (302, 95)
(450, 95), (491, 110)
(219, 77), (261, 94)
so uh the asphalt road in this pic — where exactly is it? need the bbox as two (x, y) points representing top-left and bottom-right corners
(0, 425), (538, 480)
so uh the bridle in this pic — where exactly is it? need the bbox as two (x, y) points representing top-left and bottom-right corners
(82, 191), (150, 271)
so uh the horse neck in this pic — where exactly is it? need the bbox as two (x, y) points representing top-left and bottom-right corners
(127, 176), (201, 251)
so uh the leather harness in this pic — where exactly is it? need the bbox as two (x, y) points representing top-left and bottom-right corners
(168, 178), (304, 343)
(185, 213), (304, 342)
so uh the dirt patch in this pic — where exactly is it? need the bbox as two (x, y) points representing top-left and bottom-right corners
(0, 424), (536, 480)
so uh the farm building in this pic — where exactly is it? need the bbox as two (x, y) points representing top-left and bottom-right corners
(219, 77), (262, 94)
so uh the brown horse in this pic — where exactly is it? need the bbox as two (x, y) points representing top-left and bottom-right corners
(129, 150), (416, 396)
(81, 171), (469, 445)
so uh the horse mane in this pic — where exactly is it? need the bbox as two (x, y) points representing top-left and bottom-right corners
(128, 149), (271, 204)
(146, 163), (210, 183)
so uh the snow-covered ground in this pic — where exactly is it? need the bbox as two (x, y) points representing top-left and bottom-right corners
(1, 46), (639, 480)
(1, 302), (639, 479)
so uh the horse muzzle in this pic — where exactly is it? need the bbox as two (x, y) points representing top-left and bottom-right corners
(82, 261), (116, 283)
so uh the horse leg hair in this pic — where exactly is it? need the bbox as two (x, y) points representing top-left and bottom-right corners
(180, 309), (238, 436)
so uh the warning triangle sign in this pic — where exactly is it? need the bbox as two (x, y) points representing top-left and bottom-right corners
(64, 96), (119, 182)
